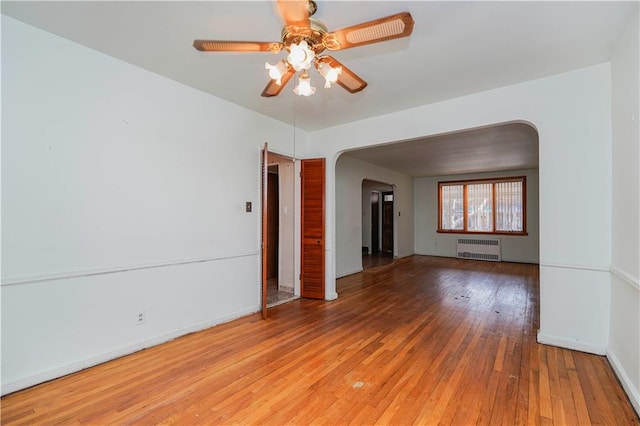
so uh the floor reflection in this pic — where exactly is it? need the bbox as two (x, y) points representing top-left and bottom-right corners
(362, 252), (394, 270)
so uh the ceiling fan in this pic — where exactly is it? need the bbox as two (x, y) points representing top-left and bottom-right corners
(193, 0), (414, 97)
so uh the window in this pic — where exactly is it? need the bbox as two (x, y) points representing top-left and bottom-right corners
(438, 177), (526, 235)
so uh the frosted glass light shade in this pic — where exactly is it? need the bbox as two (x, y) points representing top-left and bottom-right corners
(317, 62), (342, 88)
(265, 60), (289, 85)
(287, 41), (315, 72)
(293, 72), (316, 96)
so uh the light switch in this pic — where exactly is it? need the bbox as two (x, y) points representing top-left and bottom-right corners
(246, 202), (252, 212)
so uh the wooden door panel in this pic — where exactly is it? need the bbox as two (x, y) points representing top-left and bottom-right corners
(301, 158), (325, 300)
(301, 244), (323, 296)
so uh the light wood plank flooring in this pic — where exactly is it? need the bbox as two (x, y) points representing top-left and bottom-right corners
(362, 252), (394, 270)
(2, 256), (638, 424)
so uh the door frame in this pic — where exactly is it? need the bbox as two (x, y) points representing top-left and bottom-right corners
(371, 191), (380, 254)
(261, 144), (268, 319)
(261, 148), (303, 317)
(381, 191), (394, 255)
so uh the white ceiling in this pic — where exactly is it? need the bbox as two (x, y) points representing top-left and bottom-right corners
(2, 1), (635, 176)
(345, 122), (539, 177)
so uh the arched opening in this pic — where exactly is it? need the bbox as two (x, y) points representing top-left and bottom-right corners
(334, 120), (539, 276)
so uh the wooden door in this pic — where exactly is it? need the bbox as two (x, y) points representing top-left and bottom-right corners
(301, 158), (325, 299)
(261, 144), (268, 319)
(371, 191), (380, 254)
(382, 191), (394, 254)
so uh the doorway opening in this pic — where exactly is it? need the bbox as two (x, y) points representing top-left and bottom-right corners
(362, 180), (395, 270)
(266, 153), (299, 307)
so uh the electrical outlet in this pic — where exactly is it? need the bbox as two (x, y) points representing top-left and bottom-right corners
(137, 311), (145, 325)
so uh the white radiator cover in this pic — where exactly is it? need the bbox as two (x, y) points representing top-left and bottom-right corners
(456, 238), (501, 261)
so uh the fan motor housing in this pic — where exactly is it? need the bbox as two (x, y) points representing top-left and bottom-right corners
(281, 18), (328, 54)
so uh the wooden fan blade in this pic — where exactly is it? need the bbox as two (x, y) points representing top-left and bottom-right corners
(323, 12), (414, 51)
(321, 56), (367, 93)
(193, 40), (284, 53)
(276, 0), (310, 29)
(261, 68), (296, 97)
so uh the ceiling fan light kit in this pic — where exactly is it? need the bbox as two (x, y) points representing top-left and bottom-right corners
(193, 0), (414, 98)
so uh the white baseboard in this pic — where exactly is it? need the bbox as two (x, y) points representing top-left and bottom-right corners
(606, 348), (640, 417)
(1, 305), (260, 396)
(336, 268), (363, 279)
(537, 331), (606, 355)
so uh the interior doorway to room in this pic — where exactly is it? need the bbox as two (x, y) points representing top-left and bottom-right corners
(266, 153), (298, 307)
(267, 166), (279, 280)
(381, 191), (394, 254)
(371, 192), (380, 254)
(362, 180), (394, 270)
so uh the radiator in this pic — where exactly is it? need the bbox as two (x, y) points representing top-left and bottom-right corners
(456, 238), (501, 261)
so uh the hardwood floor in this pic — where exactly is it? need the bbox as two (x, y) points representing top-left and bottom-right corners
(2, 256), (638, 425)
(362, 252), (394, 270)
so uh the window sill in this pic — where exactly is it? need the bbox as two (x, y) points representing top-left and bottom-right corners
(437, 230), (528, 236)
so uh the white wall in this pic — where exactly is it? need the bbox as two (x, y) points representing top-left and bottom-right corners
(1, 16), (304, 394)
(335, 155), (414, 279)
(608, 10), (640, 414)
(414, 168), (539, 264)
(309, 63), (613, 354)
